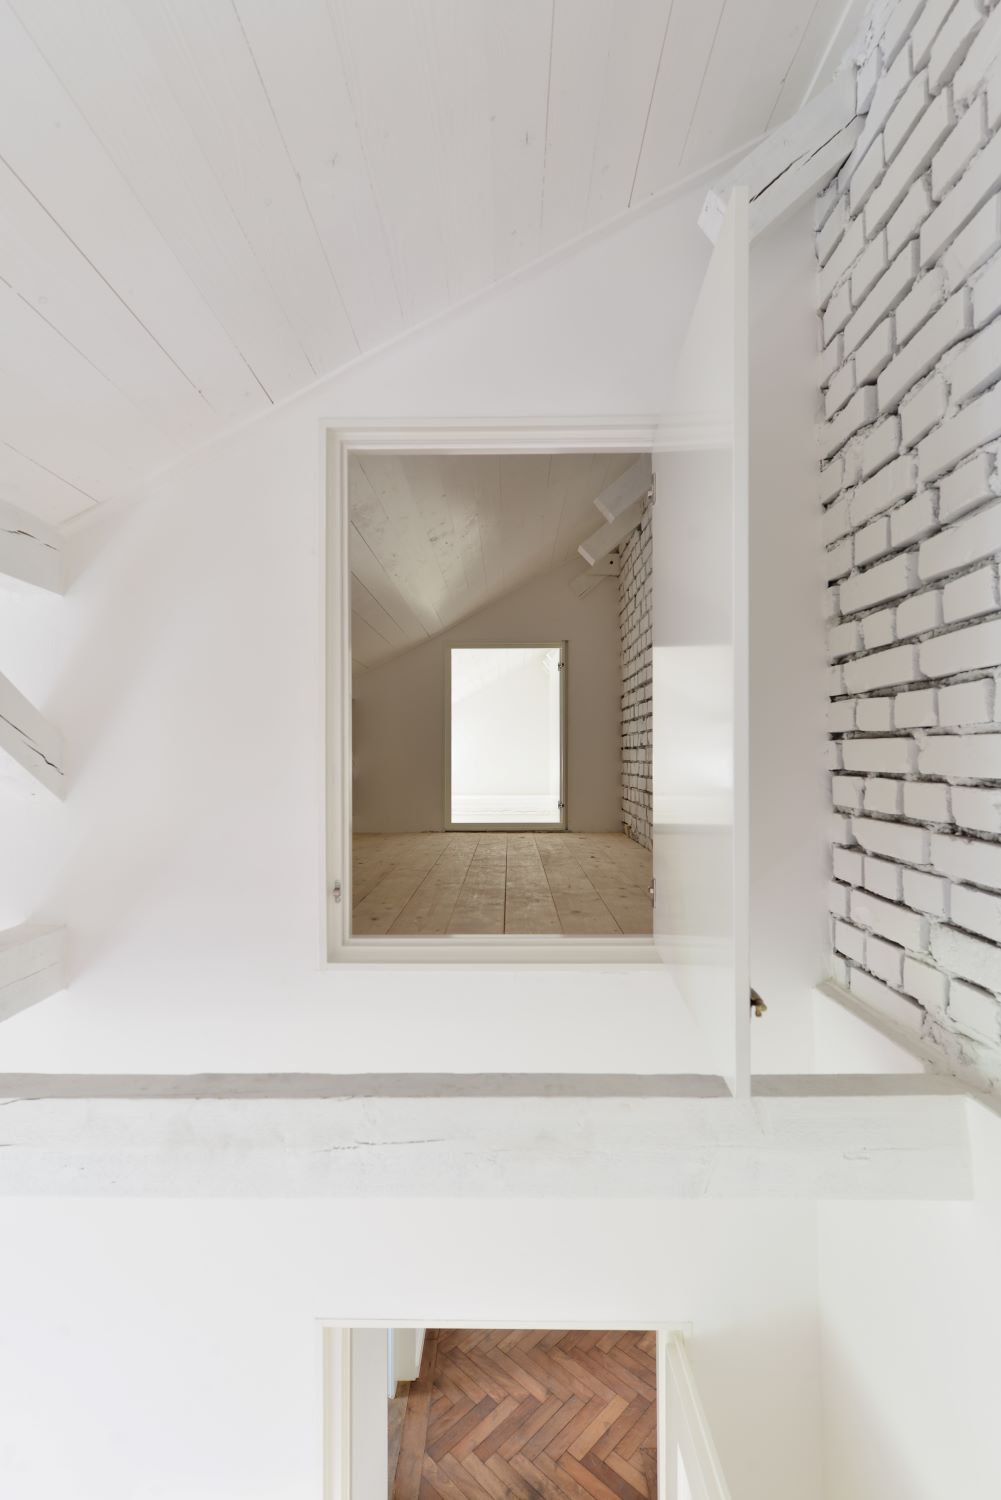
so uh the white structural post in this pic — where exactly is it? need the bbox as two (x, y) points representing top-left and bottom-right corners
(0, 497), (63, 593)
(0, 668), (65, 797)
(0, 925), (65, 1022)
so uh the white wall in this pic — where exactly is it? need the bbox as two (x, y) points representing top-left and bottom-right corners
(354, 561), (619, 832)
(0, 1198), (823, 1500)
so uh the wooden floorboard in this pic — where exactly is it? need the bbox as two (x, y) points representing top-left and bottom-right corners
(393, 1330), (657, 1500)
(353, 834), (651, 936)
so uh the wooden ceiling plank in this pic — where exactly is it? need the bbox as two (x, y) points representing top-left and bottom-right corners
(0, 0), (271, 428)
(485, 0), (553, 278)
(350, 610), (395, 669)
(126, 0), (358, 376)
(350, 576), (411, 651)
(0, 443), (98, 529)
(542, 0), (621, 254)
(350, 459), (445, 635)
(630, 0), (728, 204)
(349, 526), (430, 646)
(582, 0), (673, 227)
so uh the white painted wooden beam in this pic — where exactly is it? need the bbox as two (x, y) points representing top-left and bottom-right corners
(0, 497), (62, 593)
(578, 498), (645, 568)
(593, 455), (652, 522)
(0, 669), (64, 797)
(700, 73), (860, 243)
(0, 1074), (972, 1198)
(569, 555), (619, 597)
(0, 925), (65, 1022)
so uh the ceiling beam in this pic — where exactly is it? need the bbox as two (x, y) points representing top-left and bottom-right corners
(593, 455), (652, 522)
(699, 72), (860, 243)
(0, 497), (62, 593)
(0, 1074), (973, 1199)
(578, 497), (645, 567)
(0, 925), (65, 1023)
(569, 555), (619, 597)
(0, 669), (64, 798)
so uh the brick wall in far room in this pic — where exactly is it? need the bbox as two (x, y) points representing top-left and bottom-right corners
(819, 0), (1001, 1085)
(618, 499), (653, 849)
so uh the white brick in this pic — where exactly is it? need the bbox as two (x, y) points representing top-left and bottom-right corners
(823, 494), (852, 543)
(835, 919), (867, 962)
(832, 812), (855, 843)
(825, 584), (841, 619)
(844, 642), (920, 691)
(851, 886), (930, 949)
(921, 123), (1001, 266)
(954, 3), (1001, 103)
(938, 449), (996, 520)
(942, 563), (1000, 620)
(829, 743), (844, 776)
(867, 92), (956, 236)
(851, 453), (918, 526)
(825, 359), (857, 418)
(865, 852), (905, 897)
(952, 782), (1001, 832)
(827, 537), (854, 580)
(939, 676), (995, 722)
(857, 48), (881, 114)
(943, 195), (1001, 289)
(864, 776), (904, 814)
(918, 382), (1001, 480)
(863, 37), (916, 149)
(933, 830), (1001, 887)
(895, 684), (939, 724)
(882, 0), (926, 67)
(843, 736), (918, 774)
(896, 588), (943, 637)
(903, 954), (950, 1012)
(973, 251), (1001, 329)
(850, 138), (886, 217)
(918, 731), (1001, 776)
(952, 882), (1001, 941)
(933, 923), (1001, 989)
(840, 552), (919, 612)
(830, 952), (850, 987)
(852, 233), (891, 309)
(929, 0), (985, 91)
(855, 319), (896, 385)
(829, 880), (850, 918)
(833, 844), (864, 884)
(828, 697), (857, 733)
(828, 618), (861, 658)
(861, 415), (902, 475)
(903, 778), (952, 821)
(819, 332), (845, 388)
(933, 94), (987, 201)
(833, 774), (865, 811)
(820, 217), (867, 306)
(823, 278), (854, 343)
(818, 194), (849, 264)
(895, 266), (947, 346)
(900, 373), (949, 446)
(948, 316), (1001, 404)
(862, 607), (897, 649)
(866, 932), (906, 986)
(887, 179), (934, 259)
(850, 965), (925, 1030)
(845, 244), (920, 353)
(913, 0), (958, 70)
(948, 977), (1001, 1039)
(919, 497), (1001, 577)
(879, 292), (973, 412)
(891, 489), (939, 547)
(829, 662), (846, 695)
(854, 515), (892, 564)
(885, 70), (931, 162)
(853, 812), (930, 864)
(904, 868), (950, 917)
(820, 386), (878, 460)
(857, 695), (894, 730)
(820, 454), (845, 503)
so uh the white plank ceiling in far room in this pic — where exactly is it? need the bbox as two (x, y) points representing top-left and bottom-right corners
(349, 452), (640, 670)
(0, 0), (850, 526)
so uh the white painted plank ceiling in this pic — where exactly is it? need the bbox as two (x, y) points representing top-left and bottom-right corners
(0, 0), (848, 525)
(349, 452), (639, 669)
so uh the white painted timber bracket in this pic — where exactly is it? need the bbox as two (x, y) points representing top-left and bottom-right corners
(0, 925), (66, 1023)
(0, 497), (62, 593)
(0, 1073), (978, 1199)
(699, 73), (862, 244)
(0, 667), (64, 797)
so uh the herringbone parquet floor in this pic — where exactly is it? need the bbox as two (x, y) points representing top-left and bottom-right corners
(392, 1328), (657, 1500)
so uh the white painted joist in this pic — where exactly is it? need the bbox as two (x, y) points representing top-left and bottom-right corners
(569, 555), (620, 596)
(0, 669), (64, 797)
(0, 1074), (972, 1198)
(578, 498), (645, 567)
(0, 926), (65, 1023)
(0, 496), (62, 592)
(699, 73), (860, 243)
(593, 454), (652, 522)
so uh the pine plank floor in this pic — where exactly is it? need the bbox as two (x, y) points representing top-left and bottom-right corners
(352, 833), (652, 936)
(392, 1329), (658, 1500)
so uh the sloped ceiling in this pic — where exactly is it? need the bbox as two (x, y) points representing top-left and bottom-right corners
(0, 0), (849, 526)
(350, 452), (639, 669)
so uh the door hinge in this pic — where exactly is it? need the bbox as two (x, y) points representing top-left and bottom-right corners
(750, 987), (767, 1019)
(331, 880), (342, 904)
(648, 877), (656, 907)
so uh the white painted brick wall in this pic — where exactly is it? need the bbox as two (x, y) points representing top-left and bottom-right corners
(618, 500), (652, 850)
(818, 0), (1001, 1080)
